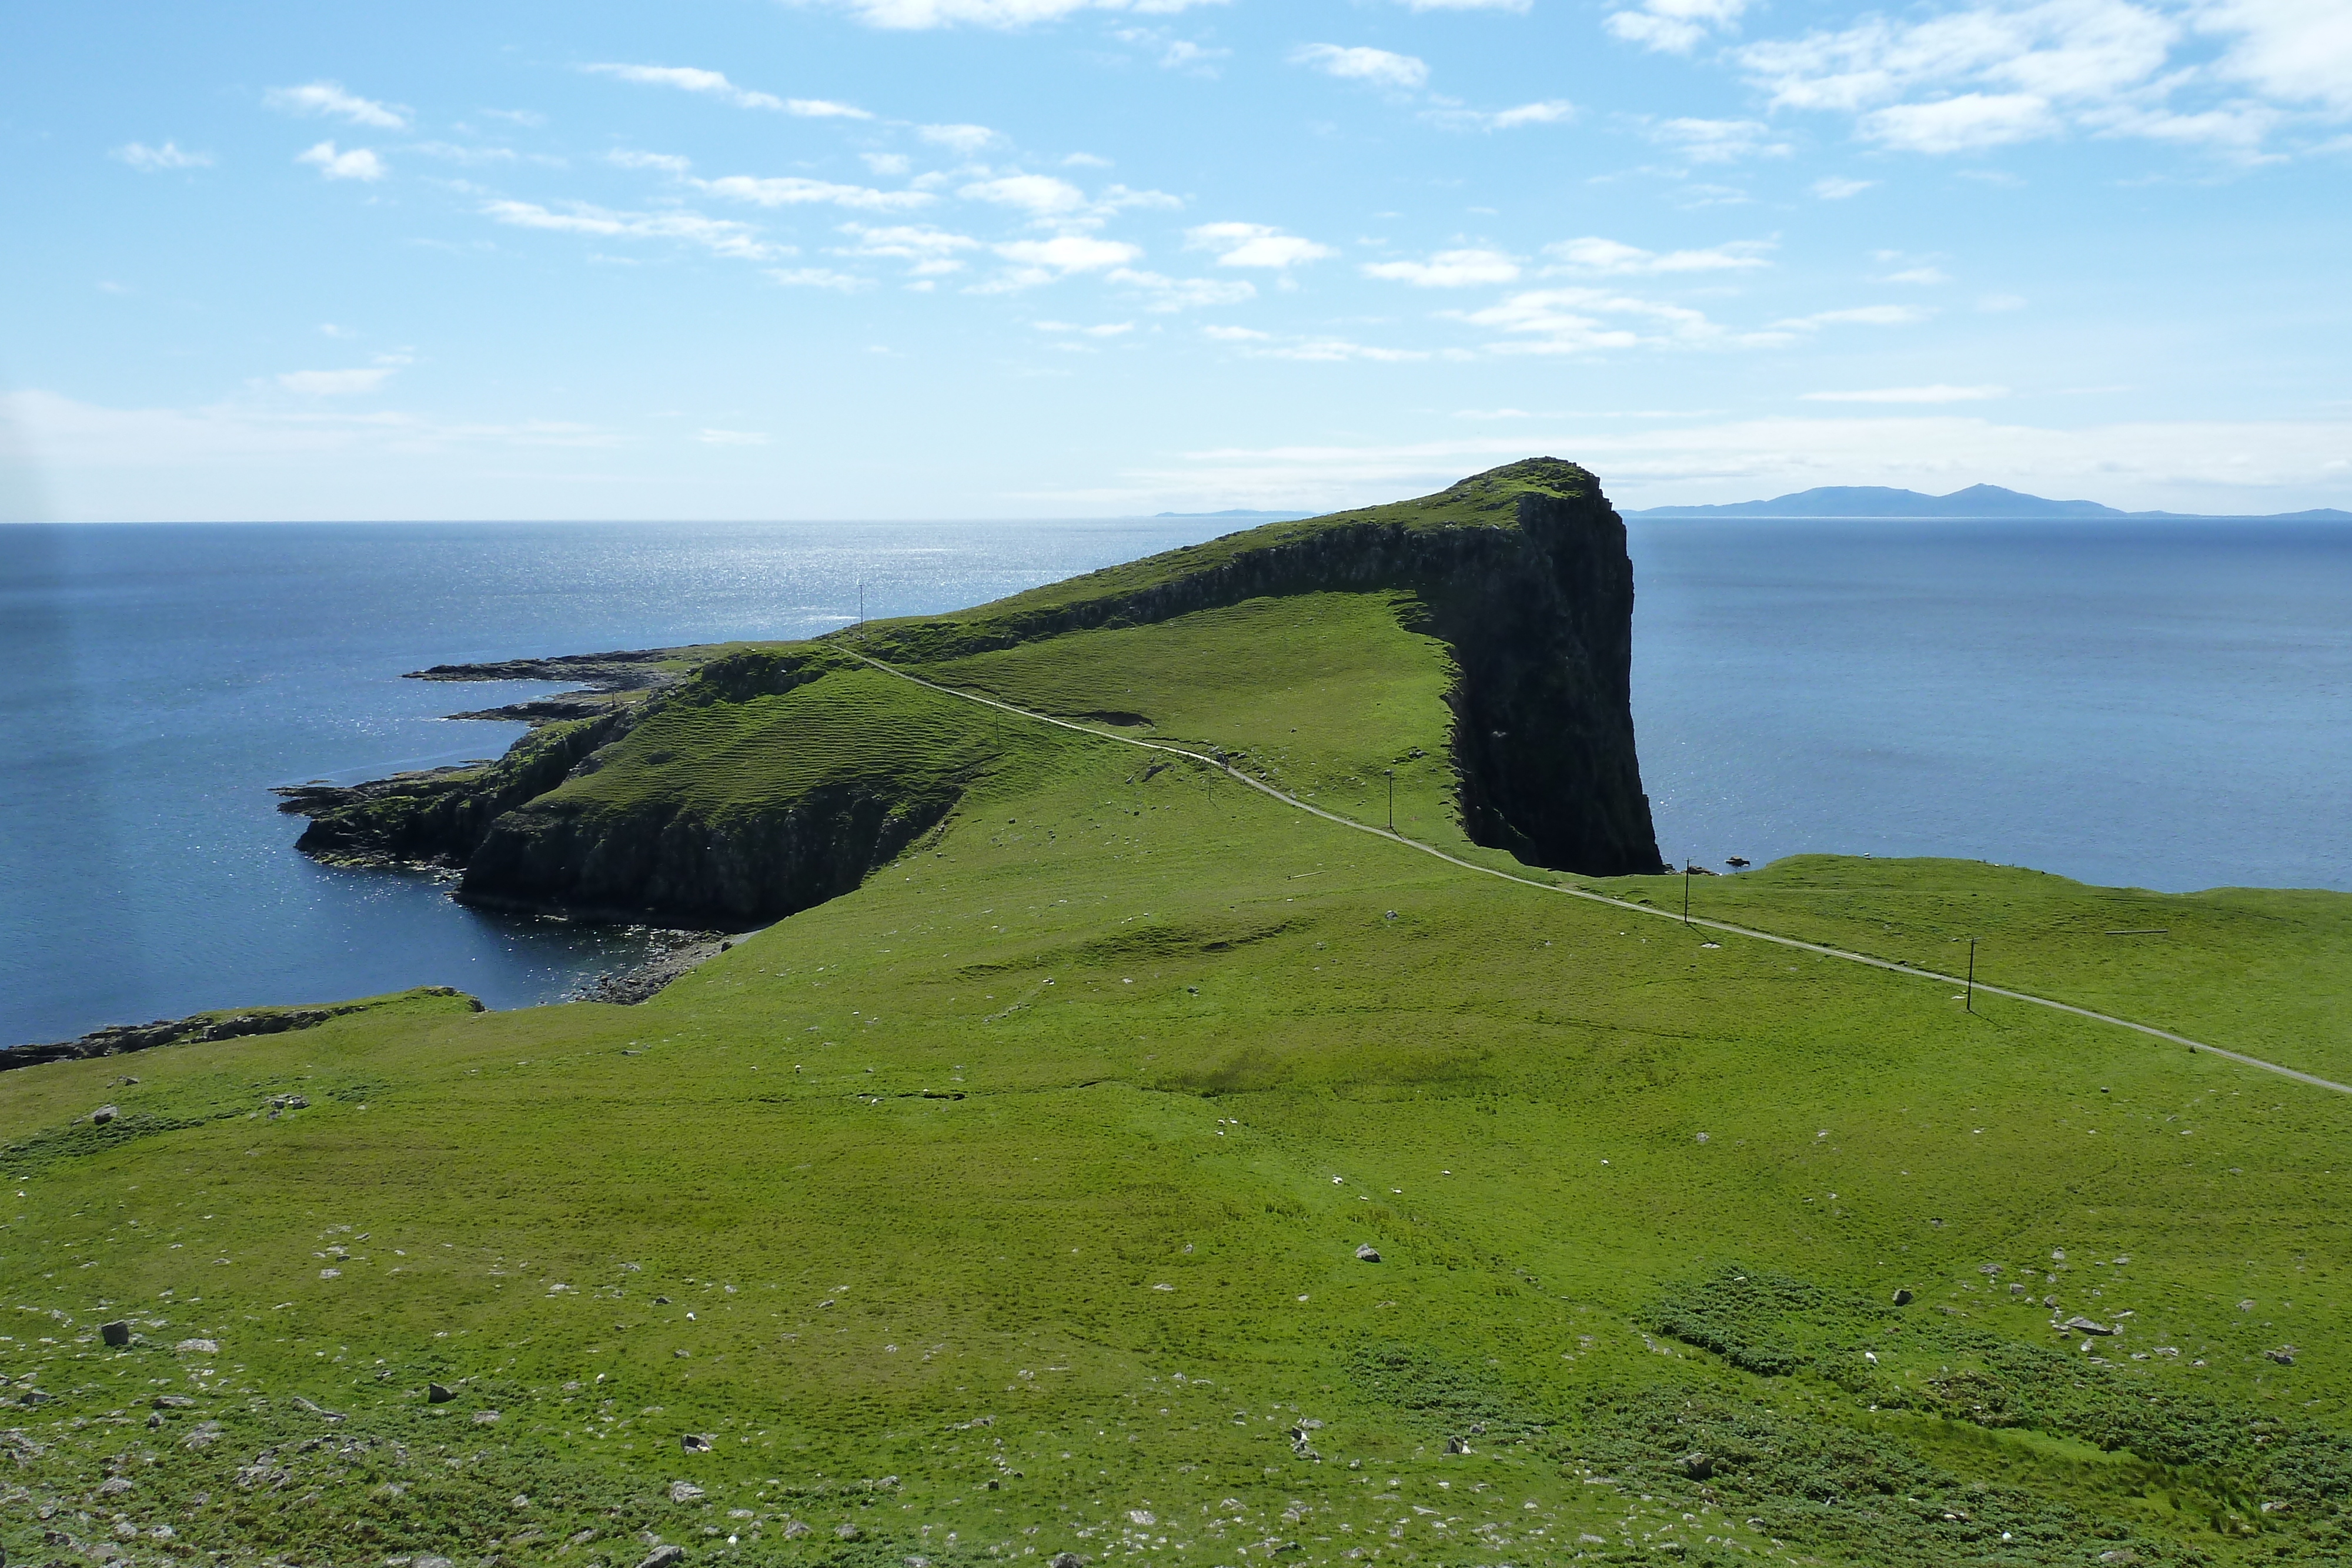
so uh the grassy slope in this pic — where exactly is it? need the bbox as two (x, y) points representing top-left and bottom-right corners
(6, 553), (2352, 1566)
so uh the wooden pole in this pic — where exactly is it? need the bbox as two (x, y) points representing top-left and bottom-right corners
(1967, 938), (1977, 1013)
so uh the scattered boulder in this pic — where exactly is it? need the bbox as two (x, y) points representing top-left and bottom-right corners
(101, 1320), (131, 1348)
(175, 1339), (219, 1355)
(837, 1523), (863, 1541)
(1050, 1554), (1085, 1568)
(289, 1395), (346, 1421)
(637, 1549), (686, 1568)
(427, 1382), (456, 1403)
(1891, 1288), (1914, 1306)
(1444, 1436), (1471, 1455)
(152, 1395), (196, 1410)
(669, 1480), (706, 1503)
(783, 1520), (813, 1540)
(681, 1433), (713, 1453)
(91, 1105), (118, 1125)
(98, 1476), (133, 1497)
(416, 1558), (455, 1568)
(2062, 1316), (2118, 1336)
(1680, 1452), (1715, 1481)
(2267, 1348), (2296, 1366)
(1355, 1243), (1381, 1263)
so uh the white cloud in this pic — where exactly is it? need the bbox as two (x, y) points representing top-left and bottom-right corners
(960, 173), (1091, 216)
(1427, 99), (1575, 131)
(1109, 268), (1257, 309)
(837, 223), (984, 274)
(1650, 116), (1792, 162)
(278, 367), (396, 396)
(1722, 0), (2323, 159)
(1243, 337), (1434, 363)
(1203, 324), (1271, 340)
(1453, 287), (1730, 353)
(791, 0), (1230, 26)
(1289, 44), (1431, 92)
(1063, 152), (1114, 168)
(919, 123), (1000, 155)
(609, 149), (694, 175)
(1397, 0), (1529, 9)
(1811, 175), (1877, 198)
(1802, 383), (2009, 401)
(480, 198), (776, 259)
(1545, 236), (1773, 274)
(1879, 265), (1951, 283)
(789, 99), (877, 119)
(698, 429), (771, 444)
(767, 268), (873, 289)
(265, 82), (409, 130)
(695, 175), (932, 212)
(113, 141), (212, 172)
(582, 64), (786, 111)
(1362, 248), (1522, 287)
(1036, 320), (1136, 336)
(2205, 0), (2352, 115)
(1772, 304), (1934, 327)
(996, 235), (1144, 272)
(864, 152), (914, 176)
(1607, 0), (1751, 55)
(1185, 222), (1336, 268)
(296, 142), (387, 182)
(1862, 91), (2061, 152)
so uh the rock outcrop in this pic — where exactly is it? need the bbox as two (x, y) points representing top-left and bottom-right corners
(5, 988), (482, 1068)
(279, 457), (1662, 929)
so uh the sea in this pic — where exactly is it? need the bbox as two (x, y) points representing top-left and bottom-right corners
(3, 515), (2347, 1046)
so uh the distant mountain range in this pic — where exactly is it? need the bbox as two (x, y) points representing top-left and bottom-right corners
(1626, 484), (2351, 521)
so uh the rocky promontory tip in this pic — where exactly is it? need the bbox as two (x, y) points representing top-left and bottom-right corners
(6, 987), (483, 1069)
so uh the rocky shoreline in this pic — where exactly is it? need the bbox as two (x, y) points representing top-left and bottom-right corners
(570, 929), (740, 1005)
(4, 988), (482, 1071)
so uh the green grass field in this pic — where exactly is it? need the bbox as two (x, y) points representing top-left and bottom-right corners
(8, 492), (2351, 1567)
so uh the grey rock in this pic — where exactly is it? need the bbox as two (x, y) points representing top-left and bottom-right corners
(98, 1476), (133, 1496)
(91, 1105), (118, 1125)
(836, 1523), (863, 1541)
(680, 1433), (713, 1452)
(1680, 1452), (1715, 1481)
(1891, 1288), (1914, 1306)
(1444, 1435), (1471, 1455)
(2062, 1316), (2118, 1336)
(100, 1320), (131, 1347)
(781, 1521), (812, 1539)
(2267, 1347), (2296, 1366)
(637, 1550), (686, 1568)
(669, 1480), (706, 1503)
(1354, 1243), (1381, 1263)
(1050, 1554), (1086, 1568)
(152, 1394), (196, 1410)
(427, 1382), (456, 1403)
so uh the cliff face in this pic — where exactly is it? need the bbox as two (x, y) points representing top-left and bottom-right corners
(282, 457), (1662, 930)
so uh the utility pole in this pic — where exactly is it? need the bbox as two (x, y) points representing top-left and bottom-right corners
(1966, 938), (1977, 1013)
(1385, 768), (1395, 833)
(1683, 859), (1693, 927)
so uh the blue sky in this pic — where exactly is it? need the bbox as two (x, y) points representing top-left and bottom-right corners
(4, 0), (2347, 519)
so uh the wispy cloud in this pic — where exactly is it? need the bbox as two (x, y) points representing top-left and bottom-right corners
(1185, 222), (1336, 269)
(837, 222), (984, 275)
(480, 198), (777, 260)
(1426, 99), (1575, 131)
(961, 173), (1091, 218)
(112, 141), (212, 172)
(265, 81), (410, 130)
(1811, 175), (1877, 198)
(1362, 248), (1522, 287)
(608, 149), (694, 175)
(1607, 0), (1750, 55)
(1290, 44), (1431, 92)
(695, 175), (933, 212)
(919, 123), (1000, 155)
(787, 0), (1230, 28)
(767, 268), (873, 289)
(278, 367), (397, 396)
(698, 429), (771, 444)
(296, 142), (387, 182)
(1648, 116), (1792, 162)
(1452, 287), (1745, 353)
(1108, 268), (1257, 310)
(995, 235), (1142, 272)
(1802, 383), (2008, 402)
(1545, 236), (1773, 275)
(1771, 303), (1934, 328)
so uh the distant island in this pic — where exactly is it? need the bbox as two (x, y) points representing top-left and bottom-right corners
(1625, 482), (2352, 521)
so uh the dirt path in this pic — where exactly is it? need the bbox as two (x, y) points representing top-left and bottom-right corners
(854, 650), (2352, 1100)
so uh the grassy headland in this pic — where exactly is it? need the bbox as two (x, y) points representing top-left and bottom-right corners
(6, 462), (2350, 1567)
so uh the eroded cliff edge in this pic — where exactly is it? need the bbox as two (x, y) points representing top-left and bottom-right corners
(276, 457), (1664, 928)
